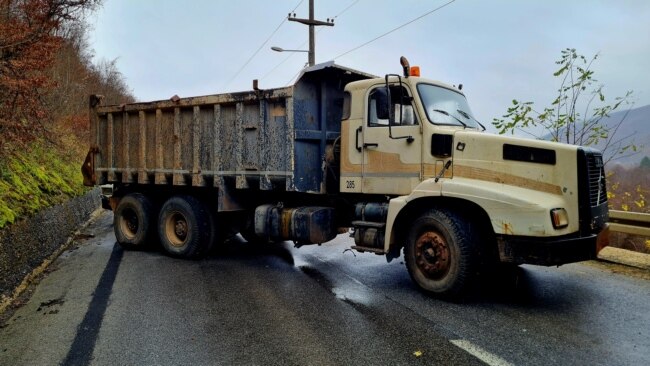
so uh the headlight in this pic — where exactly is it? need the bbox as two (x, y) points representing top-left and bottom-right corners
(550, 208), (569, 229)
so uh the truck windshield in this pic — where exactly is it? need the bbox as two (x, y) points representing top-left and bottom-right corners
(417, 83), (479, 128)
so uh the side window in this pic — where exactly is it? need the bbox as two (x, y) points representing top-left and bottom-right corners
(368, 91), (389, 126)
(341, 92), (351, 120)
(368, 86), (418, 127)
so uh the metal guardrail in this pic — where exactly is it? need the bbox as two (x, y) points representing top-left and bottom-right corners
(609, 210), (650, 237)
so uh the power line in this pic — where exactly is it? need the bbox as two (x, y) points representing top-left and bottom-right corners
(286, 66), (306, 86)
(333, 0), (455, 60)
(292, 0), (306, 13)
(262, 0), (361, 83)
(285, 0), (454, 85)
(261, 50), (302, 81)
(223, 0), (304, 88)
(287, 0), (335, 67)
(333, 0), (360, 19)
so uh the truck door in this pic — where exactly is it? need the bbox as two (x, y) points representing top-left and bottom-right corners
(361, 85), (422, 195)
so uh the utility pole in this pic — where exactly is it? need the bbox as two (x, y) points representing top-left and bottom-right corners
(288, 0), (334, 66)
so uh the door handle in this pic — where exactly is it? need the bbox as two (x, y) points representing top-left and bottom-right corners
(355, 126), (362, 152)
(363, 143), (379, 148)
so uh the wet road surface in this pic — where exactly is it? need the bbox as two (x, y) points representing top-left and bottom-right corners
(1, 211), (649, 365)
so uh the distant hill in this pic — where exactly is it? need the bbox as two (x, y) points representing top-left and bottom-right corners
(538, 104), (649, 166)
(598, 104), (650, 167)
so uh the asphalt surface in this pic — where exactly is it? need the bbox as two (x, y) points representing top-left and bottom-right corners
(1, 211), (649, 366)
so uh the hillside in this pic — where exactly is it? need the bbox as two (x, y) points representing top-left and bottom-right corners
(599, 104), (650, 166)
(0, 1), (133, 229)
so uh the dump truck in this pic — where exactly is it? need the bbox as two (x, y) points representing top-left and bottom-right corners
(82, 58), (609, 298)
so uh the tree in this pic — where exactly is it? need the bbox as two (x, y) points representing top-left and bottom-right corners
(640, 156), (650, 170)
(45, 28), (134, 145)
(492, 48), (636, 164)
(0, 0), (135, 230)
(0, 0), (101, 150)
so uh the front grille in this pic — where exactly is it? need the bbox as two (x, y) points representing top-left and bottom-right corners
(585, 152), (607, 207)
(577, 148), (609, 234)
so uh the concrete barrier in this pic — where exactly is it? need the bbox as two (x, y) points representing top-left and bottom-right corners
(598, 246), (650, 270)
(0, 188), (101, 310)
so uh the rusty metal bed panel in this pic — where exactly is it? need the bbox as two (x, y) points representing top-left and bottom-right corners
(90, 63), (373, 193)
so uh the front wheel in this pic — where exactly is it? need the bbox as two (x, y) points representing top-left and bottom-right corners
(158, 195), (214, 258)
(404, 209), (478, 299)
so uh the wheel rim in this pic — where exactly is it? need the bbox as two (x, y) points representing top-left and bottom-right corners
(165, 211), (188, 247)
(414, 231), (450, 280)
(119, 208), (139, 240)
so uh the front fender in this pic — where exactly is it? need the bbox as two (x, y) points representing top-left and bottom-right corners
(441, 177), (576, 237)
(383, 176), (577, 256)
(384, 178), (443, 254)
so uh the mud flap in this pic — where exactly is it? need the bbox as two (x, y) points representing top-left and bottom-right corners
(81, 147), (98, 186)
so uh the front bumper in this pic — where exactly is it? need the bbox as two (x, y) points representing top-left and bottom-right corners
(497, 224), (609, 266)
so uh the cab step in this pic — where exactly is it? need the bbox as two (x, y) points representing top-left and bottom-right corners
(351, 220), (386, 229)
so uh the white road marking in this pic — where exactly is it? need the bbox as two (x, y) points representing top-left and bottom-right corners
(450, 339), (514, 366)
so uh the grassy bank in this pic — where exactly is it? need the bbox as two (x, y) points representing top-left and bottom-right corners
(0, 142), (87, 229)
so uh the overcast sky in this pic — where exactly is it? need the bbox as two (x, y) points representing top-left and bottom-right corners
(88, 0), (650, 130)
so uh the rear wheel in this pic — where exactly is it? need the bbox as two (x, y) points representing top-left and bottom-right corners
(404, 209), (478, 299)
(114, 193), (155, 249)
(158, 195), (214, 258)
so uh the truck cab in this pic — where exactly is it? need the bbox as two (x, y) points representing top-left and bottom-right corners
(340, 60), (608, 297)
(341, 73), (477, 195)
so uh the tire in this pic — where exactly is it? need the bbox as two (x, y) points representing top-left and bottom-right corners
(158, 195), (214, 258)
(404, 209), (478, 299)
(114, 193), (155, 249)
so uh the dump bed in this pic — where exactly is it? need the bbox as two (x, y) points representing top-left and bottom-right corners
(85, 62), (373, 197)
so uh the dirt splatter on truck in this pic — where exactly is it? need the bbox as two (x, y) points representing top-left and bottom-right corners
(82, 58), (609, 299)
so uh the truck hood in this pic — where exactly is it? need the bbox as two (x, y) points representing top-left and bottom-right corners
(449, 131), (581, 196)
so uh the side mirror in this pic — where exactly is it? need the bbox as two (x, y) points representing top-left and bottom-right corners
(374, 87), (390, 120)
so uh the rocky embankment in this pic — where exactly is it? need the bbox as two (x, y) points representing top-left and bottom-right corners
(0, 188), (100, 308)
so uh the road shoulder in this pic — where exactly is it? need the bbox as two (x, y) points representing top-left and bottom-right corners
(0, 212), (115, 365)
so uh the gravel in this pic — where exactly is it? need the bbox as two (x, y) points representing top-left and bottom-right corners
(0, 188), (101, 300)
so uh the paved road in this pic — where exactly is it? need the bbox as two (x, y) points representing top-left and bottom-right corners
(1, 211), (649, 366)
